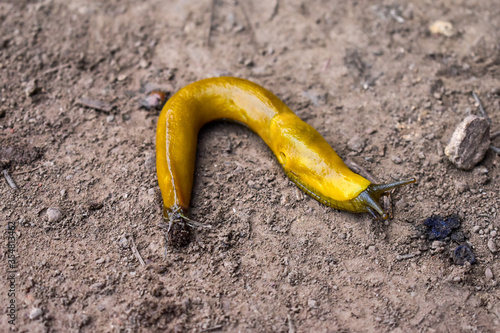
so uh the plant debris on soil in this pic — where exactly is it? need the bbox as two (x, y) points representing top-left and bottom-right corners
(1, 0), (499, 332)
(424, 214), (461, 240)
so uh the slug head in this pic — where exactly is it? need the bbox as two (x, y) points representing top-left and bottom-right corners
(269, 113), (416, 219)
(270, 113), (371, 202)
(352, 178), (416, 219)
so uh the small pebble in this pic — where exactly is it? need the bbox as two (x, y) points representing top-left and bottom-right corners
(29, 307), (43, 320)
(96, 257), (105, 264)
(485, 268), (494, 281)
(244, 58), (254, 67)
(364, 127), (377, 135)
(487, 239), (497, 253)
(435, 188), (444, 197)
(25, 79), (39, 97)
(307, 299), (318, 308)
(119, 236), (129, 248)
(472, 225), (481, 233)
(431, 240), (444, 249)
(144, 153), (155, 170)
(90, 282), (105, 291)
(455, 182), (469, 193)
(391, 155), (402, 164)
(429, 20), (454, 37)
(347, 135), (365, 152)
(490, 230), (497, 237)
(46, 207), (63, 223)
(453, 245), (475, 265)
(106, 114), (115, 123)
(451, 231), (465, 243)
(79, 314), (91, 327)
(474, 166), (489, 174)
(139, 59), (150, 68)
(141, 90), (167, 110)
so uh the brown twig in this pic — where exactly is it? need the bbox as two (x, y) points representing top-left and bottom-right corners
(129, 237), (145, 266)
(471, 92), (499, 154)
(3, 169), (18, 189)
(207, 0), (216, 47)
(344, 157), (378, 183)
(238, 0), (259, 52)
(201, 325), (223, 332)
(287, 314), (296, 333)
(40, 63), (71, 77)
(76, 97), (113, 113)
(270, 0), (279, 21)
(472, 91), (491, 124)
(323, 58), (331, 72)
(12, 165), (42, 175)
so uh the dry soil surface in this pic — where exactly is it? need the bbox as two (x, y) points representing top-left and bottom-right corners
(1, 0), (500, 332)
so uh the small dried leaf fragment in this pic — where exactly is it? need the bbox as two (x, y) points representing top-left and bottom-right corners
(445, 115), (490, 170)
(141, 90), (168, 110)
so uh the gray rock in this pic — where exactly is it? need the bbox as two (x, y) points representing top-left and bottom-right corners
(90, 282), (105, 291)
(485, 268), (494, 281)
(46, 207), (63, 223)
(445, 115), (490, 170)
(487, 239), (497, 253)
(347, 135), (366, 152)
(119, 236), (129, 249)
(391, 155), (402, 164)
(29, 307), (43, 320)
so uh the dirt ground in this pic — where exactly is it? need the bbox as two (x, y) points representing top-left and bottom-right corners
(1, 0), (499, 332)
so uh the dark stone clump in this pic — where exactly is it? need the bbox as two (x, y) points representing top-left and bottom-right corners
(424, 214), (460, 240)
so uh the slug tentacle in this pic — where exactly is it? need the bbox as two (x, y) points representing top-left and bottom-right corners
(368, 178), (417, 196)
(354, 178), (417, 219)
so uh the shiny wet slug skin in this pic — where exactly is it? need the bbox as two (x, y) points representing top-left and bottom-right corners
(156, 77), (415, 226)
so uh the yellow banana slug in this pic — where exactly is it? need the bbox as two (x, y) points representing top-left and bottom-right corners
(156, 77), (415, 227)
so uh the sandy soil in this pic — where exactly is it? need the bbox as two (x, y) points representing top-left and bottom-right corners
(1, 0), (499, 332)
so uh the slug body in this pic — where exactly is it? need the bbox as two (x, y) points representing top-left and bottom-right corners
(156, 77), (414, 221)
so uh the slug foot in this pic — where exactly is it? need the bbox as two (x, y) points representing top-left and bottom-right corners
(164, 218), (192, 250)
(162, 207), (213, 253)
